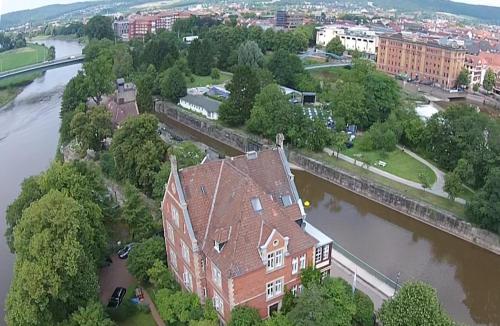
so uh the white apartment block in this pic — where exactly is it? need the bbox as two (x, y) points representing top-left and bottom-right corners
(316, 25), (379, 56)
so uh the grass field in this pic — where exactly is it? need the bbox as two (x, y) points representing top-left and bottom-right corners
(112, 283), (156, 326)
(301, 149), (466, 218)
(186, 71), (232, 88)
(343, 140), (437, 185)
(0, 44), (49, 72)
(310, 66), (352, 84)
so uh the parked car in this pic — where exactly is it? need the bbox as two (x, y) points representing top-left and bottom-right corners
(107, 287), (126, 308)
(117, 243), (134, 259)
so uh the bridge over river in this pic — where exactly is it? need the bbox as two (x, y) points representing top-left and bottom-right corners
(0, 55), (84, 80)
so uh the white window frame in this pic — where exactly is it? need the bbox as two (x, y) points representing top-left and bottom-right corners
(291, 257), (298, 275)
(267, 249), (284, 271)
(169, 248), (177, 270)
(323, 244), (330, 261)
(166, 222), (175, 244)
(183, 270), (193, 290)
(212, 263), (222, 288)
(172, 205), (179, 227)
(299, 254), (306, 269)
(181, 240), (190, 264)
(213, 292), (224, 316)
(266, 278), (284, 300)
(315, 247), (322, 263)
(291, 284), (298, 296)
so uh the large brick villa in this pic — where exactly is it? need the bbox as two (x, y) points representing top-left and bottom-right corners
(161, 138), (333, 323)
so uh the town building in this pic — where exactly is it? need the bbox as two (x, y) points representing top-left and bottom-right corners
(316, 25), (379, 56)
(128, 11), (181, 39)
(376, 33), (466, 89)
(112, 19), (129, 39)
(105, 78), (139, 127)
(161, 139), (333, 323)
(464, 54), (487, 88)
(275, 10), (303, 29)
(179, 94), (221, 120)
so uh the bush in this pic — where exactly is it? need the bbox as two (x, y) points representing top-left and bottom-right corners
(353, 290), (374, 326)
(228, 306), (261, 326)
(100, 151), (116, 178)
(127, 236), (165, 283)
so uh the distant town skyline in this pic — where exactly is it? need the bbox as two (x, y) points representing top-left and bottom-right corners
(0, 0), (499, 15)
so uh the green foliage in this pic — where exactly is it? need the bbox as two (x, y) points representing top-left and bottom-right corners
(228, 306), (262, 326)
(330, 82), (367, 127)
(122, 184), (157, 241)
(65, 301), (115, 326)
(211, 68), (221, 80)
(110, 114), (168, 194)
(378, 281), (455, 326)
(266, 49), (304, 89)
(219, 65), (260, 126)
(331, 132), (349, 158)
(153, 162), (172, 200)
(137, 64), (157, 113)
(238, 40), (264, 68)
(85, 15), (114, 40)
(444, 172), (462, 201)
(418, 172), (433, 190)
(353, 290), (374, 326)
(127, 236), (165, 283)
(70, 106), (112, 151)
(287, 277), (356, 326)
(188, 38), (216, 76)
(326, 36), (345, 56)
(156, 289), (204, 324)
(265, 312), (293, 326)
(112, 43), (134, 79)
(84, 55), (114, 104)
(141, 31), (180, 72)
(466, 168), (500, 234)
(456, 68), (470, 88)
(483, 68), (496, 92)
(364, 71), (401, 123)
(100, 151), (117, 178)
(160, 66), (187, 102)
(147, 259), (179, 290)
(280, 290), (296, 315)
(170, 141), (205, 168)
(61, 71), (88, 114)
(300, 266), (322, 288)
(473, 83), (480, 92)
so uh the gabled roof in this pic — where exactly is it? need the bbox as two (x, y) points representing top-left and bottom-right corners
(178, 149), (316, 278)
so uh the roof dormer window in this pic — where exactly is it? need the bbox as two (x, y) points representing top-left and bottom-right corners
(281, 195), (292, 207)
(214, 240), (226, 253)
(251, 197), (263, 212)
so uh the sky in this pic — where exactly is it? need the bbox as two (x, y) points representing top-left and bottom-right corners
(0, 0), (499, 14)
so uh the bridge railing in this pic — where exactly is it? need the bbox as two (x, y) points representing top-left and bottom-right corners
(0, 55), (84, 77)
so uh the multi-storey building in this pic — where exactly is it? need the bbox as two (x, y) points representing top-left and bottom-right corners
(161, 141), (332, 323)
(275, 10), (303, 29)
(112, 20), (129, 39)
(464, 54), (487, 88)
(128, 12), (180, 39)
(377, 33), (466, 89)
(316, 25), (379, 56)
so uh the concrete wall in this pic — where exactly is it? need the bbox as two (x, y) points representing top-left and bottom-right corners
(155, 101), (500, 256)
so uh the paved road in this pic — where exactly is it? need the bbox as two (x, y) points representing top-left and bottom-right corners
(324, 148), (466, 204)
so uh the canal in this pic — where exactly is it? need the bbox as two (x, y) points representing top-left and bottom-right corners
(0, 40), (82, 325)
(158, 114), (500, 326)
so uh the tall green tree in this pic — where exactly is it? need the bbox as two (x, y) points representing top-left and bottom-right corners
(219, 65), (260, 126)
(127, 236), (166, 283)
(353, 290), (374, 326)
(136, 64), (157, 113)
(326, 36), (345, 56)
(378, 282), (455, 326)
(466, 168), (500, 234)
(142, 31), (180, 71)
(237, 40), (264, 68)
(70, 106), (112, 151)
(483, 68), (496, 92)
(444, 172), (462, 201)
(330, 82), (367, 127)
(364, 71), (401, 124)
(266, 49), (304, 88)
(122, 184), (157, 241)
(160, 66), (187, 102)
(187, 38), (215, 76)
(84, 55), (114, 104)
(112, 43), (134, 79)
(228, 306), (261, 326)
(156, 289), (204, 324)
(61, 71), (88, 114)
(64, 301), (115, 326)
(456, 68), (470, 88)
(85, 15), (114, 40)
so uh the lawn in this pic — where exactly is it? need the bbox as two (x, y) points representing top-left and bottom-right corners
(187, 71), (232, 88)
(343, 141), (437, 185)
(310, 66), (352, 84)
(110, 283), (156, 326)
(0, 44), (49, 72)
(301, 149), (466, 218)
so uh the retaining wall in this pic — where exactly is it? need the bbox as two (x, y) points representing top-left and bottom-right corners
(155, 101), (500, 256)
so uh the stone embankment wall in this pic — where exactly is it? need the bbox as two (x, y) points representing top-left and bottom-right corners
(155, 101), (500, 255)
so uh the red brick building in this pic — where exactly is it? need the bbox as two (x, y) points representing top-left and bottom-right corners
(128, 12), (182, 39)
(161, 143), (332, 323)
(377, 33), (466, 89)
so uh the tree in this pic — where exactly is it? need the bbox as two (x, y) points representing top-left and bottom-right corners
(153, 162), (172, 200)
(6, 190), (102, 325)
(169, 141), (205, 168)
(127, 236), (166, 283)
(353, 290), (374, 326)
(456, 68), (470, 88)
(444, 172), (462, 201)
(85, 15), (114, 40)
(187, 38), (215, 76)
(156, 289), (203, 324)
(219, 65), (260, 126)
(300, 266), (322, 288)
(466, 168), (500, 234)
(161, 66), (187, 102)
(331, 132), (349, 159)
(326, 36), (345, 56)
(266, 50), (304, 89)
(65, 301), (115, 326)
(122, 184), (157, 241)
(473, 83), (480, 92)
(61, 71), (88, 114)
(70, 106), (112, 151)
(330, 82), (367, 128)
(228, 306), (261, 326)
(142, 31), (180, 71)
(238, 40), (264, 68)
(137, 64), (157, 113)
(48, 46), (56, 60)
(84, 55), (114, 104)
(211, 68), (221, 80)
(110, 114), (168, 194)
(378, 281), (454, 326)
(265, 313), (293, 326)
(418, 172), (432, 191)
(483, 68), (496, 92)
(147, 259), (179, 290)
(364, 71), (401, 125)
(112, 44), (133, 79)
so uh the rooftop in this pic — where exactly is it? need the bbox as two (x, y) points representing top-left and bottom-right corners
(180, 94), (221, 113)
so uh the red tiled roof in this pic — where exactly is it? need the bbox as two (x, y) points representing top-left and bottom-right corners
(107, 100), (139, 127)
(178, 149), (316, 278)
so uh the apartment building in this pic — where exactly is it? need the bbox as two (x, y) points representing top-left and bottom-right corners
(464, 54), (487, 88)
(275, 10), (303, 29)
(128, 11), (180, 39)
(161, 141), (332, 323)
(377, 33), (466, 89)
(316, 25), (379, 56)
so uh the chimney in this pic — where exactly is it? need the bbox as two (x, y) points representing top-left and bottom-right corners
(170, 155), (177, 172)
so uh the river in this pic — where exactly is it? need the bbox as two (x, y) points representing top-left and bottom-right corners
(1, 40), (499, 326)
(0, 40), (82, 325)
(158, 115), (500, 326)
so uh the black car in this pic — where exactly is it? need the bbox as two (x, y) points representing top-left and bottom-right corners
(107, 287), (126, 308)
(117, 243), (134, 259)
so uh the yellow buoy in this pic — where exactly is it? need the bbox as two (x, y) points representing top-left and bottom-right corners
(304, 200), (310, 208)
